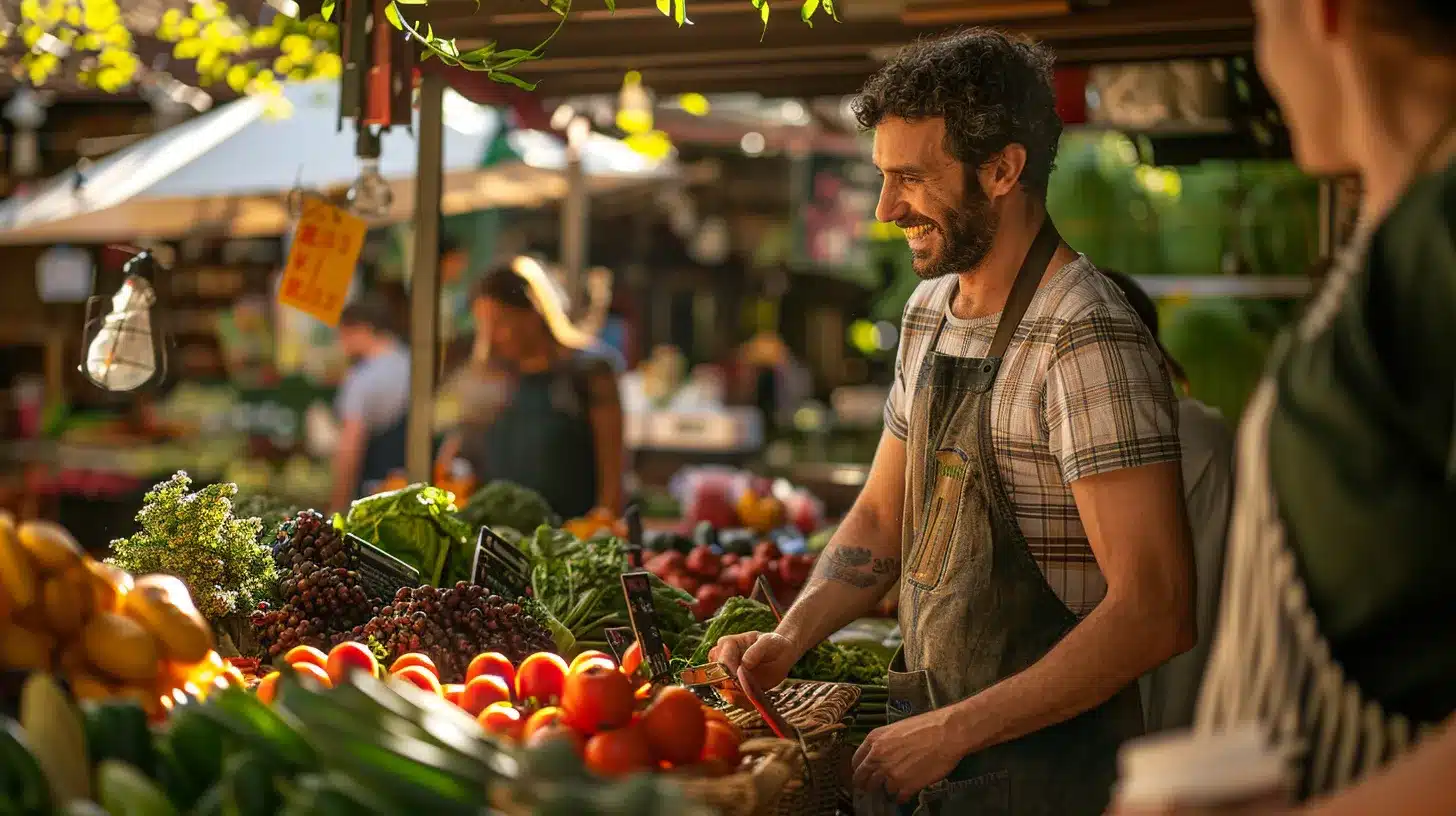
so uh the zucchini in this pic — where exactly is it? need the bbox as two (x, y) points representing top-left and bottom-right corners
(80, 700), (154, 778)
(0, 716), (50, 816)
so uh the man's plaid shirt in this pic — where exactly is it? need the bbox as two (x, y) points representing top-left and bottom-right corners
(886, 255), (1182, 617)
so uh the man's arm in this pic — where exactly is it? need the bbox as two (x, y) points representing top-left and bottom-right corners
(944, 460), (1196, 754)
(776, 428), (907, 655)
(330, 417), (367, 512)
(585, 367), (625, 515)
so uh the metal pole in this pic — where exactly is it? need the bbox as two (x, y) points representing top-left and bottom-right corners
(406, 72), (445, 483)
(560, 116), (591, 316)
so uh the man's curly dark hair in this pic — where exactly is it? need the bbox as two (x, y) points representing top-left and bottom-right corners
(851, 28), (1062, 195)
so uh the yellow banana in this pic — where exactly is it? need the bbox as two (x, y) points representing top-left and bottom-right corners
(42, 567), (92, 636)
(0, 514), (38, 611)
(16, 520), (84, 574)
(123, 575), (213, 664)
(85, 560), (133, 615)
(0, 622), (54, 670)
(81, 613), (159, 684)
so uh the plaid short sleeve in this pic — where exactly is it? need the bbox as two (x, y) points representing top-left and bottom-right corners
(1044, 303), (1181, 484)
(884, 338), (912, 440)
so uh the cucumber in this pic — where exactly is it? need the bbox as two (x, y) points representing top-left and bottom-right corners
(218, 752), (282, 816)
(0, 716), (51, 815)
(96, 760), (180, 816)
(278, 773), (387, 816)
(192, 688), (314, 770)
(80, 700), (154, 778)
(58, 801), (110, 816)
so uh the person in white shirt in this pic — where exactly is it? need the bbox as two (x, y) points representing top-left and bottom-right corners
(1102, 270), (1235, 733)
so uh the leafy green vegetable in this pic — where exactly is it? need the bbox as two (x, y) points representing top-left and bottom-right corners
(455, 481), (556, 537)
(109, 473), (277, 622)
(340, 485), (472, 586)
(230, 493), (302, 545)
(523, 526), (695, 643)
(688, 597), (887, 685)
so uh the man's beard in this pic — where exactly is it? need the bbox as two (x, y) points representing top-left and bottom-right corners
(911, 187), (999, 281)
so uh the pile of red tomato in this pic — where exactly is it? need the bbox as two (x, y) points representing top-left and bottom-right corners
(253, 641), (747, 779)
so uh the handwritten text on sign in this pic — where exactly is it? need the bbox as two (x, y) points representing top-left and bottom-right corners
(278, 198), (366, 326)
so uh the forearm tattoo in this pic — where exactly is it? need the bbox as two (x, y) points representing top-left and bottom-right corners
(816, 545), (900, 590)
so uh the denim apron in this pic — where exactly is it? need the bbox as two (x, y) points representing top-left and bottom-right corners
(887, 218), (1146, 815)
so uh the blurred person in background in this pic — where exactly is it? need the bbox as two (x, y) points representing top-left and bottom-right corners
(435, 258), (625, 519)
(1102, 270), (1235, 735)
(330, 295), (410, 511)
(1107, 0), (1456, 813)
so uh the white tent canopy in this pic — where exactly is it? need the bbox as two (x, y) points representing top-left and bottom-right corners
(0, 80), (672, 245)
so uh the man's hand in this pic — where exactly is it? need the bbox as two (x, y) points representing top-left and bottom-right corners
(851, 707), (969, 803)
(708, 631), (799, 690)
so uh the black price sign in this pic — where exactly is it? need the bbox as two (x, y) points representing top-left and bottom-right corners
(623, 503), (644, 570)
(470, 526), (532, 599)
(347, 534), (421, 599)
(620, 571), (672, 683)
(603, 627), (635, 665)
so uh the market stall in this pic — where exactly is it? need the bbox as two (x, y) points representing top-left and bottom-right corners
(0, 470), (881, 814)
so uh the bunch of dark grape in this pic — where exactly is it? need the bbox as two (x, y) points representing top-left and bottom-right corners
(346, 583), (557, 683)
(271, 509), (349, 573)
(251, 510), (382, 658)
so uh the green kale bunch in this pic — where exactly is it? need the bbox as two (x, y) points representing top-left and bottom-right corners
(108, 472), (278, 622)
(230, 492), (302, 545)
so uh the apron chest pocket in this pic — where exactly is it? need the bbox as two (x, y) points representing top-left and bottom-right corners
(906, 448), (972, 590)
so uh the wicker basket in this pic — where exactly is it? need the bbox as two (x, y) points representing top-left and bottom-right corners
(707, 680), (861, 816)
(677, 737), (804, 816)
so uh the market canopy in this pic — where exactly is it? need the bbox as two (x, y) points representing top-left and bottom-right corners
(0, 79), (674, 245)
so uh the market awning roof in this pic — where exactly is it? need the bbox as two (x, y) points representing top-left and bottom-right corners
(418, 0), (1255, 98)
(0, 79), (673, 245)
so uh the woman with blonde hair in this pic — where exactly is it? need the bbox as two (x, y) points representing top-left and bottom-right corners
(436, 257), (625, 519)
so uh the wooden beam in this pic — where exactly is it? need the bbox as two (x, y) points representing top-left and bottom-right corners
(900, 0), (1070, 26)
(427, 0), (1251, 46)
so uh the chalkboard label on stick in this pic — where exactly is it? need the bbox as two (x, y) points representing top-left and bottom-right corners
(470, 526), (532, 599)
(347, 533), (421, 599)
(620, 571), (672, 682)
(624, 503), (644, 569)
(603, 627), (636, 665)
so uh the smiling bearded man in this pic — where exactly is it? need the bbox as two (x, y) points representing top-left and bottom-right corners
(709, 28), (1197, 816)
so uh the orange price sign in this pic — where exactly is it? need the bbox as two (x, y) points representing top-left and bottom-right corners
(278, 198), (367, 326)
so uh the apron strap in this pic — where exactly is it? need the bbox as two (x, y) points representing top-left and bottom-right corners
(988, 215), (1062, 360)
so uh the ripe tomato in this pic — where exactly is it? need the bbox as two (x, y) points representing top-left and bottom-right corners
(443, 684), (466, 706)
(457, 675), (512, 716)
(567, 650), (616, 673)
(584, 726), (653, 777)
(390, 653), (439, 677)
(641, 686), (707, 765)
(254, 671), (281, 704)
(522, 706), (565, 741)
(465, 652), (516, 689)
(515, 652), (569, 707)
(702, 707), (743, 741)
(478, 701), (526, 742)
(290, 661), (333, 689)
(283, 645), (328, 670)
(620, 641), (670, 685)
(526, 723), (585, 757)
(561, 665), (634, 735)
(700, 721), (741, 766)
(325, 642), (379, 685)
(393, 665), (443, 696)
